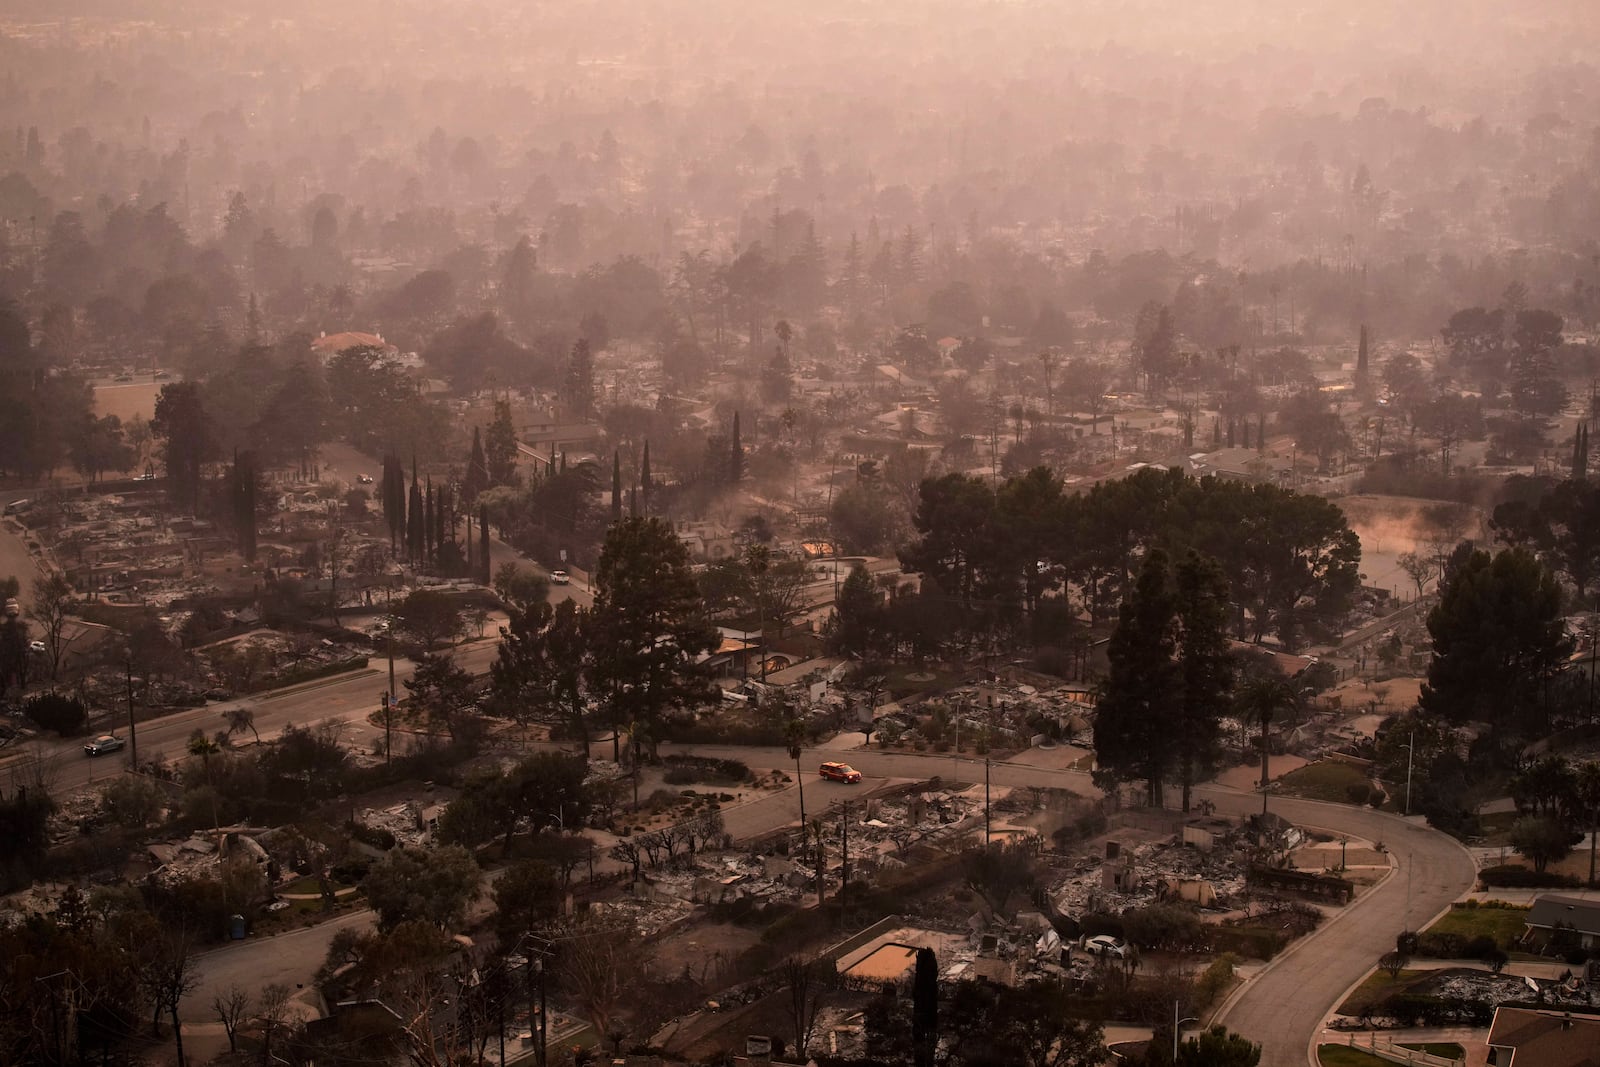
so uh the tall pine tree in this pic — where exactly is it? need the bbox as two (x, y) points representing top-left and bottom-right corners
(407, 457), (424, 564)
(1355, 324), (1371, 397)
(485, 399), (518, 488)
(640, 440), (653, 514)
(564, 338), (596, 416)
(611, 451), (622, 523)
(464, 427), (489, 504)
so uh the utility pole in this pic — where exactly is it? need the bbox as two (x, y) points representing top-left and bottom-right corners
(1404, 729), (1415, 816)
(1589, 597), (1598, 723)
(984, 756), (991, 844)
(125, 656), (137, 770)
(381, 692), (393, 766)
(839, 802), (849, 926)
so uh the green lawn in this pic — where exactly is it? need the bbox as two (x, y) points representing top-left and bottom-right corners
(1336, 968), (1426, 1016)
(1422, 902), (1530, 950)
(1278, 761), (1373, 804)
(1400, 1043), (1465, 1059)
(1319, 1046), (1390, 1067)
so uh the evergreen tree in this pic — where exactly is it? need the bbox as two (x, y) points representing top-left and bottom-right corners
(407, 457), (424, 564)
(1355, 323), (1371, 396)
(480, 505), (491, 585)
(231, 449), (258, 561)
(640, 440), (653, 514)
(1173, 551), (1233, 813)
(1574, 423), (1588, 481)
(729, 412), (744, 484)
(485, 399), (518, 488)
(383, 452), (406, 553)
(436, 482), (450, 557)
(564, 338), (596, 416)
(912, 947), (938, 1067)
(587, 517), (719, 760)
(1420, 547), (1569, 735)
(151, 381), (216, 515)
(828, 563), (886, 657)
(424, 479), (436, 564)
(611, 451), (622, 524)
(464, 426), (489, 504)
(1093, 550), (1181, 805)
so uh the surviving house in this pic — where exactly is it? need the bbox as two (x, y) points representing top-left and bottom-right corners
(1486, 1006), (1600, 1066)
(1522, 894), (1600, 952)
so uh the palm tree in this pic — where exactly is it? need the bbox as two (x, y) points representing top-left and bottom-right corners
(1235, 673), (1297, 816)
(1578, 761), (1600, 887)
(188, 729), (222, 831)
(785, 715), (807, 846)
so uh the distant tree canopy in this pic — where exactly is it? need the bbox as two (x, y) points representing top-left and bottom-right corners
(895, 465), (1360, 651)
(1420, 546), (1568, 736)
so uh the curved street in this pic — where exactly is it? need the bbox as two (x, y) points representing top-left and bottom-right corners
(673, 744), (1480, 1067)
(167, 738), (1478, 1066)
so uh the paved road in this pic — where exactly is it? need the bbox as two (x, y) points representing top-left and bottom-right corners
(668, 744), (1478, 1067)
(170, 740), (1475, 1056)
(42, 638), (506, 793)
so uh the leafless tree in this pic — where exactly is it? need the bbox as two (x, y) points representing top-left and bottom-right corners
(138, 931), (199, 1067)
(223, 706), (260, 743)
(559, 916), (634, 1044)
(28, 572), (79, 680)
(257, 982), (295, 1066)
(211, 984), (252, 1052)
(783, 956), (837, 1059)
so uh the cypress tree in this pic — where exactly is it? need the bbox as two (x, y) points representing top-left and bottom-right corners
(1355, 323), (1370, 395)
(611, 452), (622, 523)
(640, 440), (652, 514)
(407, 458), (423, 564)
(479, 505), (491, 585)
(729, 412), (744, 484)
(464, 427), (488, 504)
(436, 482), (450, 554)
(912, 947), (938, 1067)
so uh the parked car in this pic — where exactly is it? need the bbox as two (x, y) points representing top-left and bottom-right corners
(819, 761), (862, 783)
(153, 370), (170, 379)
(1082, 935), (1131, 958)
(550, 569), (570, 585)
(114, 373), (134, 382)
(357, 474), (374, 484)
(84, 734), (126, 757)
(28, 640), (46, 654)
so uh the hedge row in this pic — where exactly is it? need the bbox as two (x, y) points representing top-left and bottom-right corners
(1479, 864), (1580, 889)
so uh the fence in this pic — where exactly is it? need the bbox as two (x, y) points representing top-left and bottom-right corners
(1336, 1034), (1464, 1067)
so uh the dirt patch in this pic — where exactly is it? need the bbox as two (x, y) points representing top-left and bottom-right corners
(648, 921), (762, 985)
(93, 381), (160, 424)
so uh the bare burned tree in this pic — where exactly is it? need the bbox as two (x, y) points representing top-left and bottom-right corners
(783, 956), (838, 1060)
(211, 984), (252, 1053)
(559, 916), (634, 1044)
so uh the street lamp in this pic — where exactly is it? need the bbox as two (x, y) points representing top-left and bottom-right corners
(1403, 729), (1415, 816)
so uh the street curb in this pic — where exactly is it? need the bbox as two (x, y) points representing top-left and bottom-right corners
(1210, 826), (1398, 1038)
(256, 668), (382, 702)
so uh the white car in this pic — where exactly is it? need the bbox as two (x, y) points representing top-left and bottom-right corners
(28, 640), (46, 654)
(1082, 935), (1131, 958)
(550, 570), (570, 585)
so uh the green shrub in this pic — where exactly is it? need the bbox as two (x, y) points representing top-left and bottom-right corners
(350, 822), (396, 851)
(1479, 864), (1580, 889)
(25, 692), (87, 736)
(1346, 782), (1372, 805)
